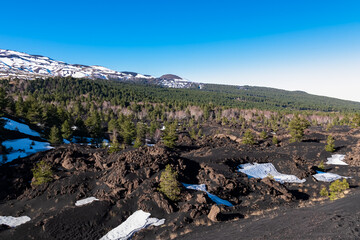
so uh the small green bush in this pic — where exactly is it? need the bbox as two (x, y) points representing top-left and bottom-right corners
(320, 187), (329, 197)
(32, 160), (53, 185)
(260, 131), (267, 140)
(318, 160), (325, 171)
(243, 130), (255, 145)
(272, 136), (279, 145)
(267, 173), (274, 180)
(158, 164), (181, 201)
(329, 179), (349, 200)
(320, 179), (349, 200)
(325, 135), (335, 152)
(108, 135), (121, 153)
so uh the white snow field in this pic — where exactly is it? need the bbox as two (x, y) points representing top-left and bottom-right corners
(182, 183), (233, 207)
(0, 216), (31, 227)
(75, 197), (99, 206)
(326, 154), (348, 165)
(100, 210), (165, 240)
(2, 117), (41, 137)
(1, 138), (53, 163)
(313, 171), (350, 182)
(238, 163), (306, 183)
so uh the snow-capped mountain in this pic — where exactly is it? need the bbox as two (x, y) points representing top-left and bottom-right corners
(0, 49), (198, 88)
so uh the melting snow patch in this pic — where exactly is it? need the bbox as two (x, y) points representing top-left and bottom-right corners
(313, 172), (350, 182)
(182, 183), (233, 207)
(326, 154), (348, 165)
(100, 210), (165, 240)
(238, 163), (306, 183)
(2, 117), (40, 137)
(1, 138), (53, 163)
(75, 197), (99, 206)
(0, 216), (31, 227)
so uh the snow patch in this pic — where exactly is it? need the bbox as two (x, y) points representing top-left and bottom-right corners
(238, 163), (306, 183)
(100, 210), (165, 240)
(0, 216), (31, 227)
(75, 197), (99, 206)
(182, 183), (233, 207)
(2, 138), (53, 163)
(2, 117), (41, 137)
(326, 154), (348, 165)
(313, 172), (350, 182)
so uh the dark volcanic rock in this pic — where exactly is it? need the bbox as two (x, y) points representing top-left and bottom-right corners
(261, 177), (295, 201)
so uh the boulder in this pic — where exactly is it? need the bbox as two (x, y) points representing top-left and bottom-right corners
(207, 205), (221, 222)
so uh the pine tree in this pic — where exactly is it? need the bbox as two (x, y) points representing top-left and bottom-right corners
(325, 135), (335, 152)
(15, 96), (24, 117)
(108, 132), (121, 153)
(288, 115), (310, 142)
(120, 119), (136, 145)
(61, 120), (72, 140)
(243, 129), (255, 145)
(0, 87), (8, 112)
(158, 164), (181, 201)
(49, 126), (62, 145)
(149, 120), (159, 136)
(108, 118), (118, 133)
(85, 111), (102, 142)
(32, 160), (53, 185)
(163, 122), (178, 148)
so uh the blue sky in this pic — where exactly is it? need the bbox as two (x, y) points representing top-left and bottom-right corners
(1, 0), (360, 101)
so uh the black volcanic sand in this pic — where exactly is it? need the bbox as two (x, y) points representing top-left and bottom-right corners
(177, 190), (360, 240)
(1, 126), (360, 240)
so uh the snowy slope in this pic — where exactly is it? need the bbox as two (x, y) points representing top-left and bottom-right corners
(0, 49), (153, 81)
(2, 138), (53, 163)
(2, 117), (41, 137)
(0, 49), (197, 88)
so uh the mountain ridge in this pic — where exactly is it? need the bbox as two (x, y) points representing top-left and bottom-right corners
(0, 49), (196, 89)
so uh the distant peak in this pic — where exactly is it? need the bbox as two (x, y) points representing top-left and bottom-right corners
(159, 74), (182, 80)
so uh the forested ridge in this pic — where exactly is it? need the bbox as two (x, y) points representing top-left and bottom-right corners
(2, 77), (360, 112)
(1, 77), (360, 150)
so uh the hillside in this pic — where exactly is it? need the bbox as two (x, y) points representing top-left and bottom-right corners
(2, 77), (360, 113)
(202, 84), (360, 112)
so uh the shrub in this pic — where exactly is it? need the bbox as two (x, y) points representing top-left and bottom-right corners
(328, 179), (349, 200)
(272, 136), (279, 145)
(320, 179), (349, 200)
(158, 164), (181, 201)
(288, 115), (310, 142)
(325, 135), (335, 152)
(267, 173), (274, 180)
(320, 187), (329, 197)
(260, 131), (268, 140)
(318, 160), (325, 171)
(243, 130), (255, 145)
(108, 135), (121, 153)
(32, 160), (53, 185)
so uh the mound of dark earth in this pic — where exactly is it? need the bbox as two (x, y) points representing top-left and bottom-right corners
(1, 126), (360, 239)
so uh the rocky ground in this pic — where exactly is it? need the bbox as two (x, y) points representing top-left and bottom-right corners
(1, 125), (360, 239)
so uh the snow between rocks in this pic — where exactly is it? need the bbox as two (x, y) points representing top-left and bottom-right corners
(100, 210), (165, 240)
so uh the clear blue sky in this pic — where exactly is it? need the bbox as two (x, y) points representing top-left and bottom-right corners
(1, 0), (360, 101)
